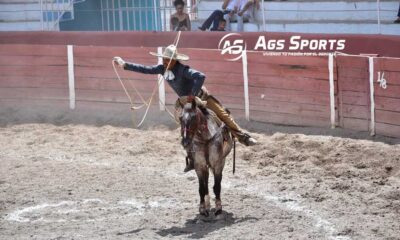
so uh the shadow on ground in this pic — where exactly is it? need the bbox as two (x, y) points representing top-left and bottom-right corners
(155, 210), (259, 239)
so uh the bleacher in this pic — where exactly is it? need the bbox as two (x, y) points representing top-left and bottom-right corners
(0, 0), (398, 34)
(194, 0), (399, 34)
(0, 0), (75, 31)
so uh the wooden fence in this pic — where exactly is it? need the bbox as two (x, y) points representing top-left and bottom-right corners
(0, 44), (399, 138)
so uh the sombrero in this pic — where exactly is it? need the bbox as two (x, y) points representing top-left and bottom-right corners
(149, 44), (189, 61)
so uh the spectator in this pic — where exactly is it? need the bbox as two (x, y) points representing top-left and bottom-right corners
(198, 0), (235, 31)
(395, 3), (400, 23)
(170, 0), (191, 31)
(224, 0), (260, 32)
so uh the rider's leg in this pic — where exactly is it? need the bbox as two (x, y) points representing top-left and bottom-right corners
(205, 96), (257, 146)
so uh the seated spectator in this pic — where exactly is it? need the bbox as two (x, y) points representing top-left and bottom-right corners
(170, 0), (191, 31)
(211, 18), (227, 31)
(198, 0), (234, 31)
(395, 4), (400, 23)
(224, 0), (260, 32)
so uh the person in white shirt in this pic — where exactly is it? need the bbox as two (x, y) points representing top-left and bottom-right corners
(223, 0), (259, 32)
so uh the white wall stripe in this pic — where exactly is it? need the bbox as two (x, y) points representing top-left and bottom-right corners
(67, 45), (75, 110)
(157, 47), (166, 111)
(328, 54), (335, 128)
(242, 50), (250, 121)
(369, 57), (375, 136)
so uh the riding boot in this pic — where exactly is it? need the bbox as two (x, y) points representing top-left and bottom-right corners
(233, 131), (258, 146)
(205, 96), (258, 146)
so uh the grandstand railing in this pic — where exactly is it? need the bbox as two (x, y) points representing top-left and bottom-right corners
(100, 0), (198, 31)
(0, 0), (397, 32)
(40, 0), (77, 31)
(255, 0), (397, 34)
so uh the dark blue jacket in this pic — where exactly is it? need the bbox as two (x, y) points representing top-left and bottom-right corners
(124, 61), (205, 97)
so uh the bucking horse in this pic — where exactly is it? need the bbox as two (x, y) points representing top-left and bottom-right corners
(177, 96), (234, 216)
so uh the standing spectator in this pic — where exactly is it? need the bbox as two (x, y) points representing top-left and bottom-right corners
(395, 3), (400, 23)
(198, 0), (236, 31)
(170, 0), (191, 31)
(224, 0), (259, 32)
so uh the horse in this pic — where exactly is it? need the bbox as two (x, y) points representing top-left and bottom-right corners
(178, 96), (233, 216)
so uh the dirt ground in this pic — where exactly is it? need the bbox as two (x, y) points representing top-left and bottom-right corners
(0, 123), (399, 240)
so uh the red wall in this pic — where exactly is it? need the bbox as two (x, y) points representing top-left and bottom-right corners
(0, 31), (400, 57)
(1, 35), (400, 137)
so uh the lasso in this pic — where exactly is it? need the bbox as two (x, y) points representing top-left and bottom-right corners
(112, 31), (182, 127)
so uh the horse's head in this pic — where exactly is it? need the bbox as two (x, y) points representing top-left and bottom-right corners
(180, 100), (199, 148)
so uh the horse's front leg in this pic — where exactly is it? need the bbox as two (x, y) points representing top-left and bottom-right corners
(194, 152), (210, 217)
(209, 136), (226, 216)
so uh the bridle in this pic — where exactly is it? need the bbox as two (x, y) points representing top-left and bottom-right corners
(181, 106), (208, 146)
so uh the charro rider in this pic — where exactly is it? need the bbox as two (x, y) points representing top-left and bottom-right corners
(113, 45), (257, 171)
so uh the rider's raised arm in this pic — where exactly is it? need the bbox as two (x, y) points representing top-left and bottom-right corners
(184, 68), (205, 96)
(124, 62), (164, 75)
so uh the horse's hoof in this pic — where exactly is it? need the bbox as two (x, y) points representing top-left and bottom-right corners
(215, 199), (222, 216)
(199, 208), (209, 217)
(215, 208), (222, 216)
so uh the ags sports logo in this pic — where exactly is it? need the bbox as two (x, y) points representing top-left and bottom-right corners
(218, 33), (246, 61)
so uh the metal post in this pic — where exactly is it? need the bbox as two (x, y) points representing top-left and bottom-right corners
(118, 0), (123, 31)
(163, 0), (167, 31)
(153, 0), (157, 31)
(46, 0), (49, 30)
(133, 1), (136, 30)
(51, 0), (54, 30)
(138, 0), (142, 30)
(101, 0), (104, 31)
(261, 0), (266, 31)
(377, 0), (381, 34)
(106, 0), (110, 31)
(40, 0), (44, 30)
(144, 0), (148, 30)
(126, 0), (130, 30)
(112, 0), (116, 31)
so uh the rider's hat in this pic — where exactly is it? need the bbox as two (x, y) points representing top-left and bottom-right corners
(149, 44), (189, 61)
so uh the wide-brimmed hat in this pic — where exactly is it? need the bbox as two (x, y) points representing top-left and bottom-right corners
(149, 44), (189, 61)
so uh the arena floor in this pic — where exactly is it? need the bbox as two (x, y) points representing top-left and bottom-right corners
(0, 124), (399, 240)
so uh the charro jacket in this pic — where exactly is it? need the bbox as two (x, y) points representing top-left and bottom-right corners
(124, 61), (205, 97)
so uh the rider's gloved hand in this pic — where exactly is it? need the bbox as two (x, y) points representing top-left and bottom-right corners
(113, 56), (125, 67)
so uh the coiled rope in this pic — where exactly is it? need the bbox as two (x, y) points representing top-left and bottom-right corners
(112, 31), (182, 127)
